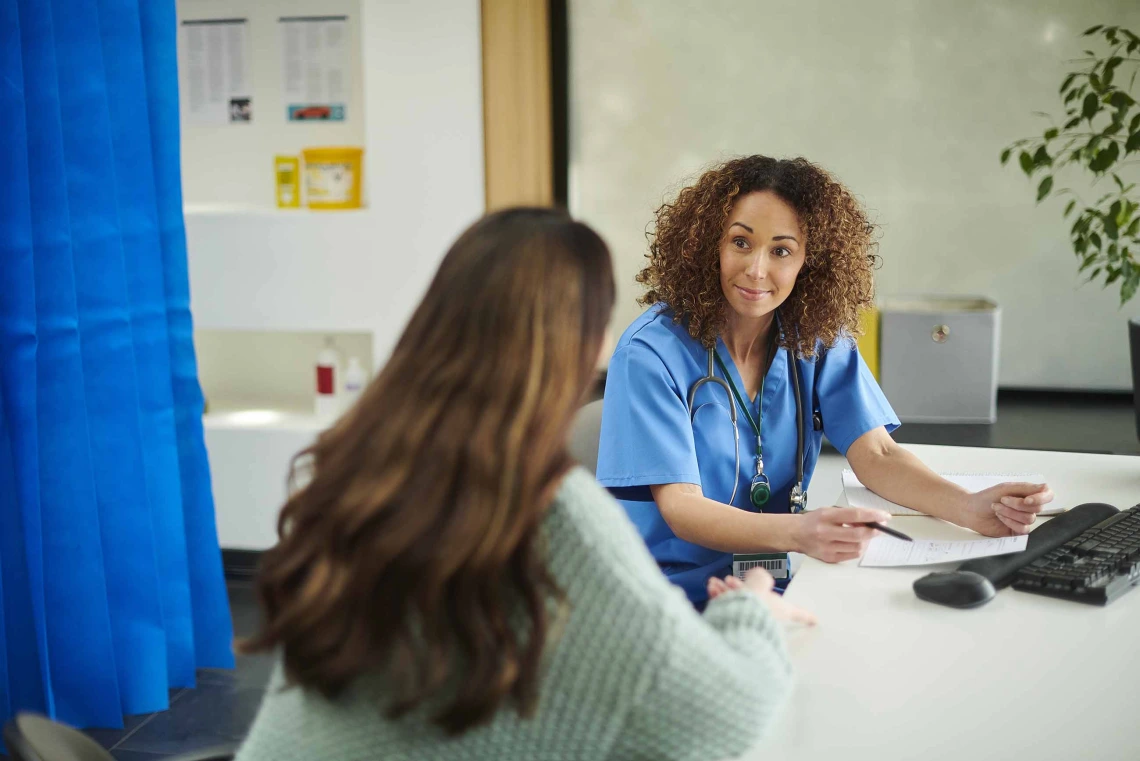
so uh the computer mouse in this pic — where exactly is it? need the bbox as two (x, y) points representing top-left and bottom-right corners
(913, 570), (996, 609)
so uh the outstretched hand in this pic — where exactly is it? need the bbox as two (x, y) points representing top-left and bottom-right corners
(707, 569), (817, 626)
(960, 482), (1055, 536)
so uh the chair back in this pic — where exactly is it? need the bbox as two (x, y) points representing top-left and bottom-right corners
(568, 399), (605, 474)
(4, 714), (114, 761)
(4, 713), (237, 761)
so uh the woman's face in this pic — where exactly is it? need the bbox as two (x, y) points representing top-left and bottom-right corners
(718, 190), (806, 322)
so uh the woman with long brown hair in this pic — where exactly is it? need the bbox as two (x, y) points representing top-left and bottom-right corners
(235, 208), (809, 761)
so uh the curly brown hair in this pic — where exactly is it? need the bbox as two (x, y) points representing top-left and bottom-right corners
(637, 155), (879, 358)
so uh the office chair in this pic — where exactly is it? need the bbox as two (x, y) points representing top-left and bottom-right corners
(568, 399), (604, 474)
(4, 713), (237, 761)
(1131, 318), (1140, 442)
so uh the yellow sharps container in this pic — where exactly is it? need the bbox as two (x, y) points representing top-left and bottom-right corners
(302, 147), (364, 210)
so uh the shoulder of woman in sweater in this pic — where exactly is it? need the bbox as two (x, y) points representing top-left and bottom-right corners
(542, 467), (686, 602)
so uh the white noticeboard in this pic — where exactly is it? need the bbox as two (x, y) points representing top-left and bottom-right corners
(279, 15), (350, 122)
(179, 18), (252, 125)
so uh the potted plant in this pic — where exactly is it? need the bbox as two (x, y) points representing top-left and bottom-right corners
(1002, 24), (1140, 434)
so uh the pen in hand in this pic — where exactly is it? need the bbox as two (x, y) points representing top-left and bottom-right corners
(863, 522), (914, 542)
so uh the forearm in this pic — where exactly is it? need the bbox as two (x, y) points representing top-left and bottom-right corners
(608, 591), (792, 761)
(651, 485), (800, 553)
(848, 440), (969, 521)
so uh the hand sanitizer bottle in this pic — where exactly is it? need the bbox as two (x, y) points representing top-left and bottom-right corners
(343, 356), (366, 408)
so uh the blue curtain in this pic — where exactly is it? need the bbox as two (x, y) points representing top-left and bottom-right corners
(0, 0), (234, 729)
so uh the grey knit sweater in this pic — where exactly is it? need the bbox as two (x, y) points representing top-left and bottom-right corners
(235, 468), (792, 761)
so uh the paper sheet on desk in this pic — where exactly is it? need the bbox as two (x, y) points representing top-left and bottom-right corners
(841, 470), (1061, 516)
(859, 534), (1028, 567)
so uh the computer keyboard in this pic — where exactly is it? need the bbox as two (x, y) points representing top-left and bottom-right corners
(1012, 504), (1140, 605)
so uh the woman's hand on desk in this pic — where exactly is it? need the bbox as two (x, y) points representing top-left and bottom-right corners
(962, 482), (1055, 536)
(708, 570), (818, 626)
(789, 507), (891, 564)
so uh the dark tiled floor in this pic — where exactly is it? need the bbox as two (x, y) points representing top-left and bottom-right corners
(77, 581), (271, 761)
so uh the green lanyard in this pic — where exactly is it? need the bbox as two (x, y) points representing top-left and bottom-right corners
(713, 351), (763, 463)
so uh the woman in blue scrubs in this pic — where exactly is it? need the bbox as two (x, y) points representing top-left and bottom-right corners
(596, 156), (1054, 605)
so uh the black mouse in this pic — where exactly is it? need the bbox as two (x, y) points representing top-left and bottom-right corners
(913, 570), (996, 608)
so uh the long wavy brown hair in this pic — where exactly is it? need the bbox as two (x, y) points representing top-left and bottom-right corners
(241, 208), (614, 735)
(637, 155), (879, 357)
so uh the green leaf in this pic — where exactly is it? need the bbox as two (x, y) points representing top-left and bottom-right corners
(1104, 120), (1123, 136)
(1109, 90), (1135, 109)
(1037, 176), (1054, 202)
(1084, 24), (1104, 35)
(1033, 145), (1052, 167)
(1122, 200), (1136, 226)
(1044, 127), (1059, 141)
(1107, 269), (1122, 285)
(1060, 72), (1078, 94)
(1090, 73), (1103, 92)
(1104, 61), (1120, 88)
(1090, 141), (1120, 173)
(1000, 147), (1011, 165)
(1126, 218), (1140, 238)
(1019, 150), (1034, 176)
(1121, 269), (1140, 305)
(1126, 131), (1140, 154)
(1131, 112), (1140, 132)
(1082, 91), (1100, 121)
(1114, 174), (1127, 192)
(1105, 216), (1119, 241)
(1089, 267), (1102, 281)
(1064, 115), (1082, 129)
(1064, 199), (1077, 217)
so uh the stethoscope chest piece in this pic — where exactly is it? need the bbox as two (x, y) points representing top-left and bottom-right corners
(749, 475), (771, 508)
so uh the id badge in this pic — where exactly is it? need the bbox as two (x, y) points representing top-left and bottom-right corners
(732, 552), (790, 580)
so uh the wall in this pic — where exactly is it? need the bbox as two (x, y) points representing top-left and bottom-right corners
(180, 0), (485, 548)
(183, 0), (485, 376)
(569, 0), (1140, 390)
(177, 0), (367, 207)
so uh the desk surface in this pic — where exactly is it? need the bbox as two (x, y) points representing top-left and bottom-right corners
(752, 444), (1140, 761)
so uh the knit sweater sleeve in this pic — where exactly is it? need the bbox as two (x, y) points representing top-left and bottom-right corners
(606, 588), (793, 761)
(552, 469), (793, 761)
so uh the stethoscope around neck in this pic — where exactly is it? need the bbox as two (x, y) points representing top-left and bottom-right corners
(686, 337), (810, 513)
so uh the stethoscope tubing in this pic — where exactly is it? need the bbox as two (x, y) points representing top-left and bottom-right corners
(687, 344), (806, 512)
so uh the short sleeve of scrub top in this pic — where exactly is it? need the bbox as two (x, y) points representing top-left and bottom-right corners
(596, 342), (701, 489)
(813, 338), (900, 456)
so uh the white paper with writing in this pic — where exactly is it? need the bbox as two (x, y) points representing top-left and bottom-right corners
(859, 534), (1028, 567)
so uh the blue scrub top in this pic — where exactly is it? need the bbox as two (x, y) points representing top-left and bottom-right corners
(596, 305), (900, 604)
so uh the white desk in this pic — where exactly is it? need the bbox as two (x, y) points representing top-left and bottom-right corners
(752, 444), (1140, 761)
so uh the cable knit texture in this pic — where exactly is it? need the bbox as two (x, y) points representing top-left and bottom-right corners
(235, 468), (792, 761)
